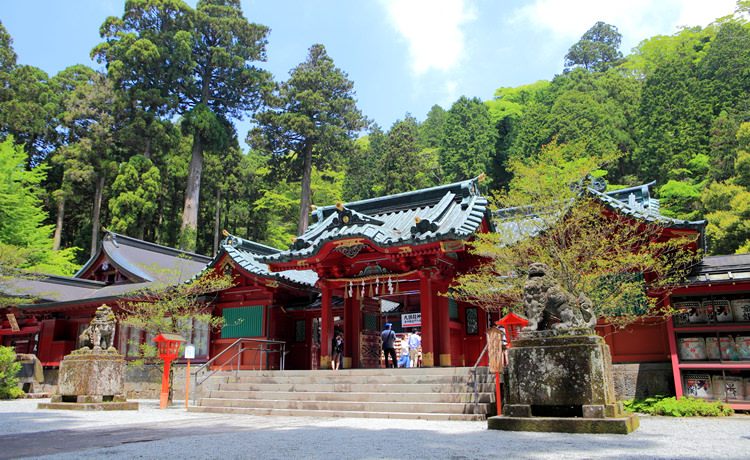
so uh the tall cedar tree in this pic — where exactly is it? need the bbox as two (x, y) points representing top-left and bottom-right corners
(52, 69), (118, 256)
(564, 21), (624, 73)
(378, 115), (433, 196)
(94, 0), (271, 251)
(248, 44), (368, 235)
(440, 96), (496, 184)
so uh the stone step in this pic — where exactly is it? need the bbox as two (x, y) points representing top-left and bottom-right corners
(218, 367), (489, 377)
(190, 367), (497, 421)
(187, 405), (486, 421)
(195, 397), (492, 415)
(208, 390), (494, 404)
(217, 382), (496, 393)
(226, 375), (490, 385)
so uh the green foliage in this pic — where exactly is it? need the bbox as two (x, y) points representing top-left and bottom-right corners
(440, 96), (497, 184)
(376, 115), (436, 196)
(95, 0), (272, 250)
(109, 155), (161, 238)
(564, 22), (624, 73)
(0, 19), (17, 74)
(418, 104), (447, 149)
(0, 64), (59, 166)
(248, 43), (368, 234)
(702, 122), (750, 254)
(623, 395), (733, 417)
(253, 165), (343, 248)
(658, 179), (703, 220)
(451, 140), (700, 328)
(0, 137), (79, 275)
(0, 345), (23, 399)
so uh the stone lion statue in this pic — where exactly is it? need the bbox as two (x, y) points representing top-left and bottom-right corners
(78, 305), (116, 351)
(522, 263), (597, 331)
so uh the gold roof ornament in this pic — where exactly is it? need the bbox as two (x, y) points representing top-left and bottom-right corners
(336, 202), (344, 211)
(478, 173), (486, 182)
(414, 217), (421, 223)
(222, 229), (229, 237)
(311, 205), (317, 211)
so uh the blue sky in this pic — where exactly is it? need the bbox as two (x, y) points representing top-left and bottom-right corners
(0, 0), (740, 147)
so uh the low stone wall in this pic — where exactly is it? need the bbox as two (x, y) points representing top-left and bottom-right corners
(611, 362), (674, 400)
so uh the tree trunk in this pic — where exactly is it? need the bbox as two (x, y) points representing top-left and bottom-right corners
(180, 133), (203, 252)
(213, 188), (221, 256)
(156, 202), (163, 245)
(297, 141), (314, 235)
(143, 137), (152, 160)
(52, 194), (65, 251)
(90, 175), (105, 257)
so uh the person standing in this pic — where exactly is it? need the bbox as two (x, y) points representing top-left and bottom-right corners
(398, 332), (411, 368)
(408, 329), (421, 368)
(381, 323), (397, 368)
(331, 333), (343, 370)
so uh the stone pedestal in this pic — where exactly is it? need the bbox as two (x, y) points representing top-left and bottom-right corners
(38, 349), (138, 411)
(488, 329), (638, 434)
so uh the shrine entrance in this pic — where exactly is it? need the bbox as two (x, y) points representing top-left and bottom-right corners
(258, 177), (495, 369)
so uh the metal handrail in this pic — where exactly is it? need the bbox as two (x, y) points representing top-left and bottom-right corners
(192, 337), (286, 404)
(467, 342), (490, 414)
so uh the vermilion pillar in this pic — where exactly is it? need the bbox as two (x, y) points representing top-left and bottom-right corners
(437, 283), (451, 366)
(320, 281), (332, 369)
(419, 271), (434, 367)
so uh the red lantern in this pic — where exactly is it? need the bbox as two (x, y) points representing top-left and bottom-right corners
(152, 333), (186, 409)
(496, 312), (529, 347)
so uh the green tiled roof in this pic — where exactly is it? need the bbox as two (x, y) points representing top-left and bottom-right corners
(492, 181), (707, 251)
(212, 233), (319, 287)
(258, 176), (494, 264)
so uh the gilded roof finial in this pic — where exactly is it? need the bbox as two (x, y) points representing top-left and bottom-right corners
(336, 202), (344, 211)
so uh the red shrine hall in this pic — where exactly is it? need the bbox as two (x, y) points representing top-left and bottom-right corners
(2, 176), (718, 382)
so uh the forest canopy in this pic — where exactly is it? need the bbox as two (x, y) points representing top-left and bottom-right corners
(0, 1), (749, 266)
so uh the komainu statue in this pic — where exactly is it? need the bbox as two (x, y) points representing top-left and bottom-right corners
(78, 305), (116, 351)
(522, 263), (597, 331)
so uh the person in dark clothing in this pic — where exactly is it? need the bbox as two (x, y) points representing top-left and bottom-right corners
(331, 333), (343, 370)
(381, 323), (397, 368)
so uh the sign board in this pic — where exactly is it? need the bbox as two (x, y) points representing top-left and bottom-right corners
(401, 313), (421, 328)
(184, 345), (195, 360)
(6, 313), (20, 332)
(486, 328), (505, 373)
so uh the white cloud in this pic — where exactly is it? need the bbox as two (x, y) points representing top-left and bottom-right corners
(513, 0), (737, 53)
(380, 0), (476, 75)
(674, 0), (739, 27)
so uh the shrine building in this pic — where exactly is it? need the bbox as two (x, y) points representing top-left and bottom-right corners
(2, 176), (710, 382)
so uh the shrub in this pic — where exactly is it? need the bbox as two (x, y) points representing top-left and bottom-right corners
(623, 395), (734, 417)
(0, 346), (24, 399)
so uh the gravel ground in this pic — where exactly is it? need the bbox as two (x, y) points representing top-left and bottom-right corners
(1, 398), (749, 459)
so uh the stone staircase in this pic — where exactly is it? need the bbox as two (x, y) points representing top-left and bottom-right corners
(187, 367), (497, 421)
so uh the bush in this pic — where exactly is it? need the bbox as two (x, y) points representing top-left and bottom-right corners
(623, 395), (734, 417)
(0, 346), (24, 399)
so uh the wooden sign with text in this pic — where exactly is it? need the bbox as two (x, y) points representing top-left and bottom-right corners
(486, 328), (505, 373)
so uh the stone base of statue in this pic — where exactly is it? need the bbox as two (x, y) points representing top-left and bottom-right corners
(487, 329), (638, 434)
(38, 348), (138, 411)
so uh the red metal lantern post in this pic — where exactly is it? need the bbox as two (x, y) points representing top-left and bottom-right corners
(152, 333), (185, 409)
